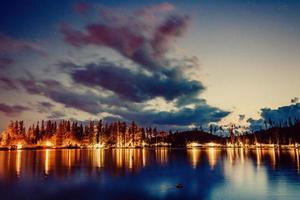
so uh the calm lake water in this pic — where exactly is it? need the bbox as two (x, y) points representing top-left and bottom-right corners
(0, 148), (300, 200)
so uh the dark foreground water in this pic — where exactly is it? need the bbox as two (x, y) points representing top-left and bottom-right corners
(0, 148), (300, 200)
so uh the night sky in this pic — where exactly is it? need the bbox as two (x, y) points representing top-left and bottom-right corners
(0, 0), (300, 131)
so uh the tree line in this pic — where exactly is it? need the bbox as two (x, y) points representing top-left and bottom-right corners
(1, 117), (300, 148)
(0, 120), (168, 148)
(231, 118), (300, 145)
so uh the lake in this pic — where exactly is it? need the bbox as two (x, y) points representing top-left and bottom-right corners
(0, 148), (299, 200)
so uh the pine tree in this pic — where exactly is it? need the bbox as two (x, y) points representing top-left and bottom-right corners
(96, 120), (102, 144)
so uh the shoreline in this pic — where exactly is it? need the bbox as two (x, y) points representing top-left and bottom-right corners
(0, 145), (299, 151)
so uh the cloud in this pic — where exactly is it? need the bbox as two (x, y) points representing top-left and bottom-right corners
(0, 3), (229, 129)
(247, 118), (265, 132)
(115, 104), (230, 126)
(56, 3), (230, 128)
(35, 101), (67, 119)
(0, 57), (14, 69)
(36, 101), (55, 113)
(247, 103), (300, 131)
(0, 33), (46, 55)
(67, 61), (204, 102)
(19, 78), (104, 114)
(152, 14), (190, 56)
(18, 75), (144, 114)
(15, 75), (228, 128)
(60, 4), (205, 105)
(37, 101), (55, 109)
(0, 103), (30, 117)
(73, 2), (90, 15)
(0, 77), (19, 90)
(47, 111), (66, 119)
(260, 103), (300, 123)
(61, 4), (189, 76)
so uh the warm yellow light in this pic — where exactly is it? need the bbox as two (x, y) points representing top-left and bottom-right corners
(45, 149), (49, 175)
(226, 143), (234, 148)
(187, 142), (220, 148)
(207, 147), (217, 169)
(269, 144), (275, 148)
(186, 142), (201, 148)
(188, 148), (200, 169)
(206, 142), (217, 147)
(154, 142), (171, 147)
(45, 141), (53, 148)
(93, 143), (104, 148)
(17, 143), (23, 150)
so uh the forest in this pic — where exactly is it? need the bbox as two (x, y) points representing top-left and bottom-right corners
(0, 120), (169, 149)
(0, 118), (300, 149)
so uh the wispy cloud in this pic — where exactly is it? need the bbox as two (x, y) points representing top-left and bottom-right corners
(0, 33), (46, 55)
(0, 103), (30, 117)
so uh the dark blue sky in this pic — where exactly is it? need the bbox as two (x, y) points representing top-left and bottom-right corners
(2, 0), (300, 36)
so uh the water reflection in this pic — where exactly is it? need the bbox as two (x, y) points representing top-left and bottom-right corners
(93, 149), (104, 168)
(0, 148), (299, 199)
(16, 149), (22, 177)
(1, 148), (299, 179)
(206, 148), (220, 169)
(289, 148), (300, 173)
(44, 149), (49, 175)
(256, 148), (262, 166)
(155, 148), (169, 165)
(187, 148), (201, 169)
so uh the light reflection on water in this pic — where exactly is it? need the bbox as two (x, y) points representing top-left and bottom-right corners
(0, 148), (299, 200)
